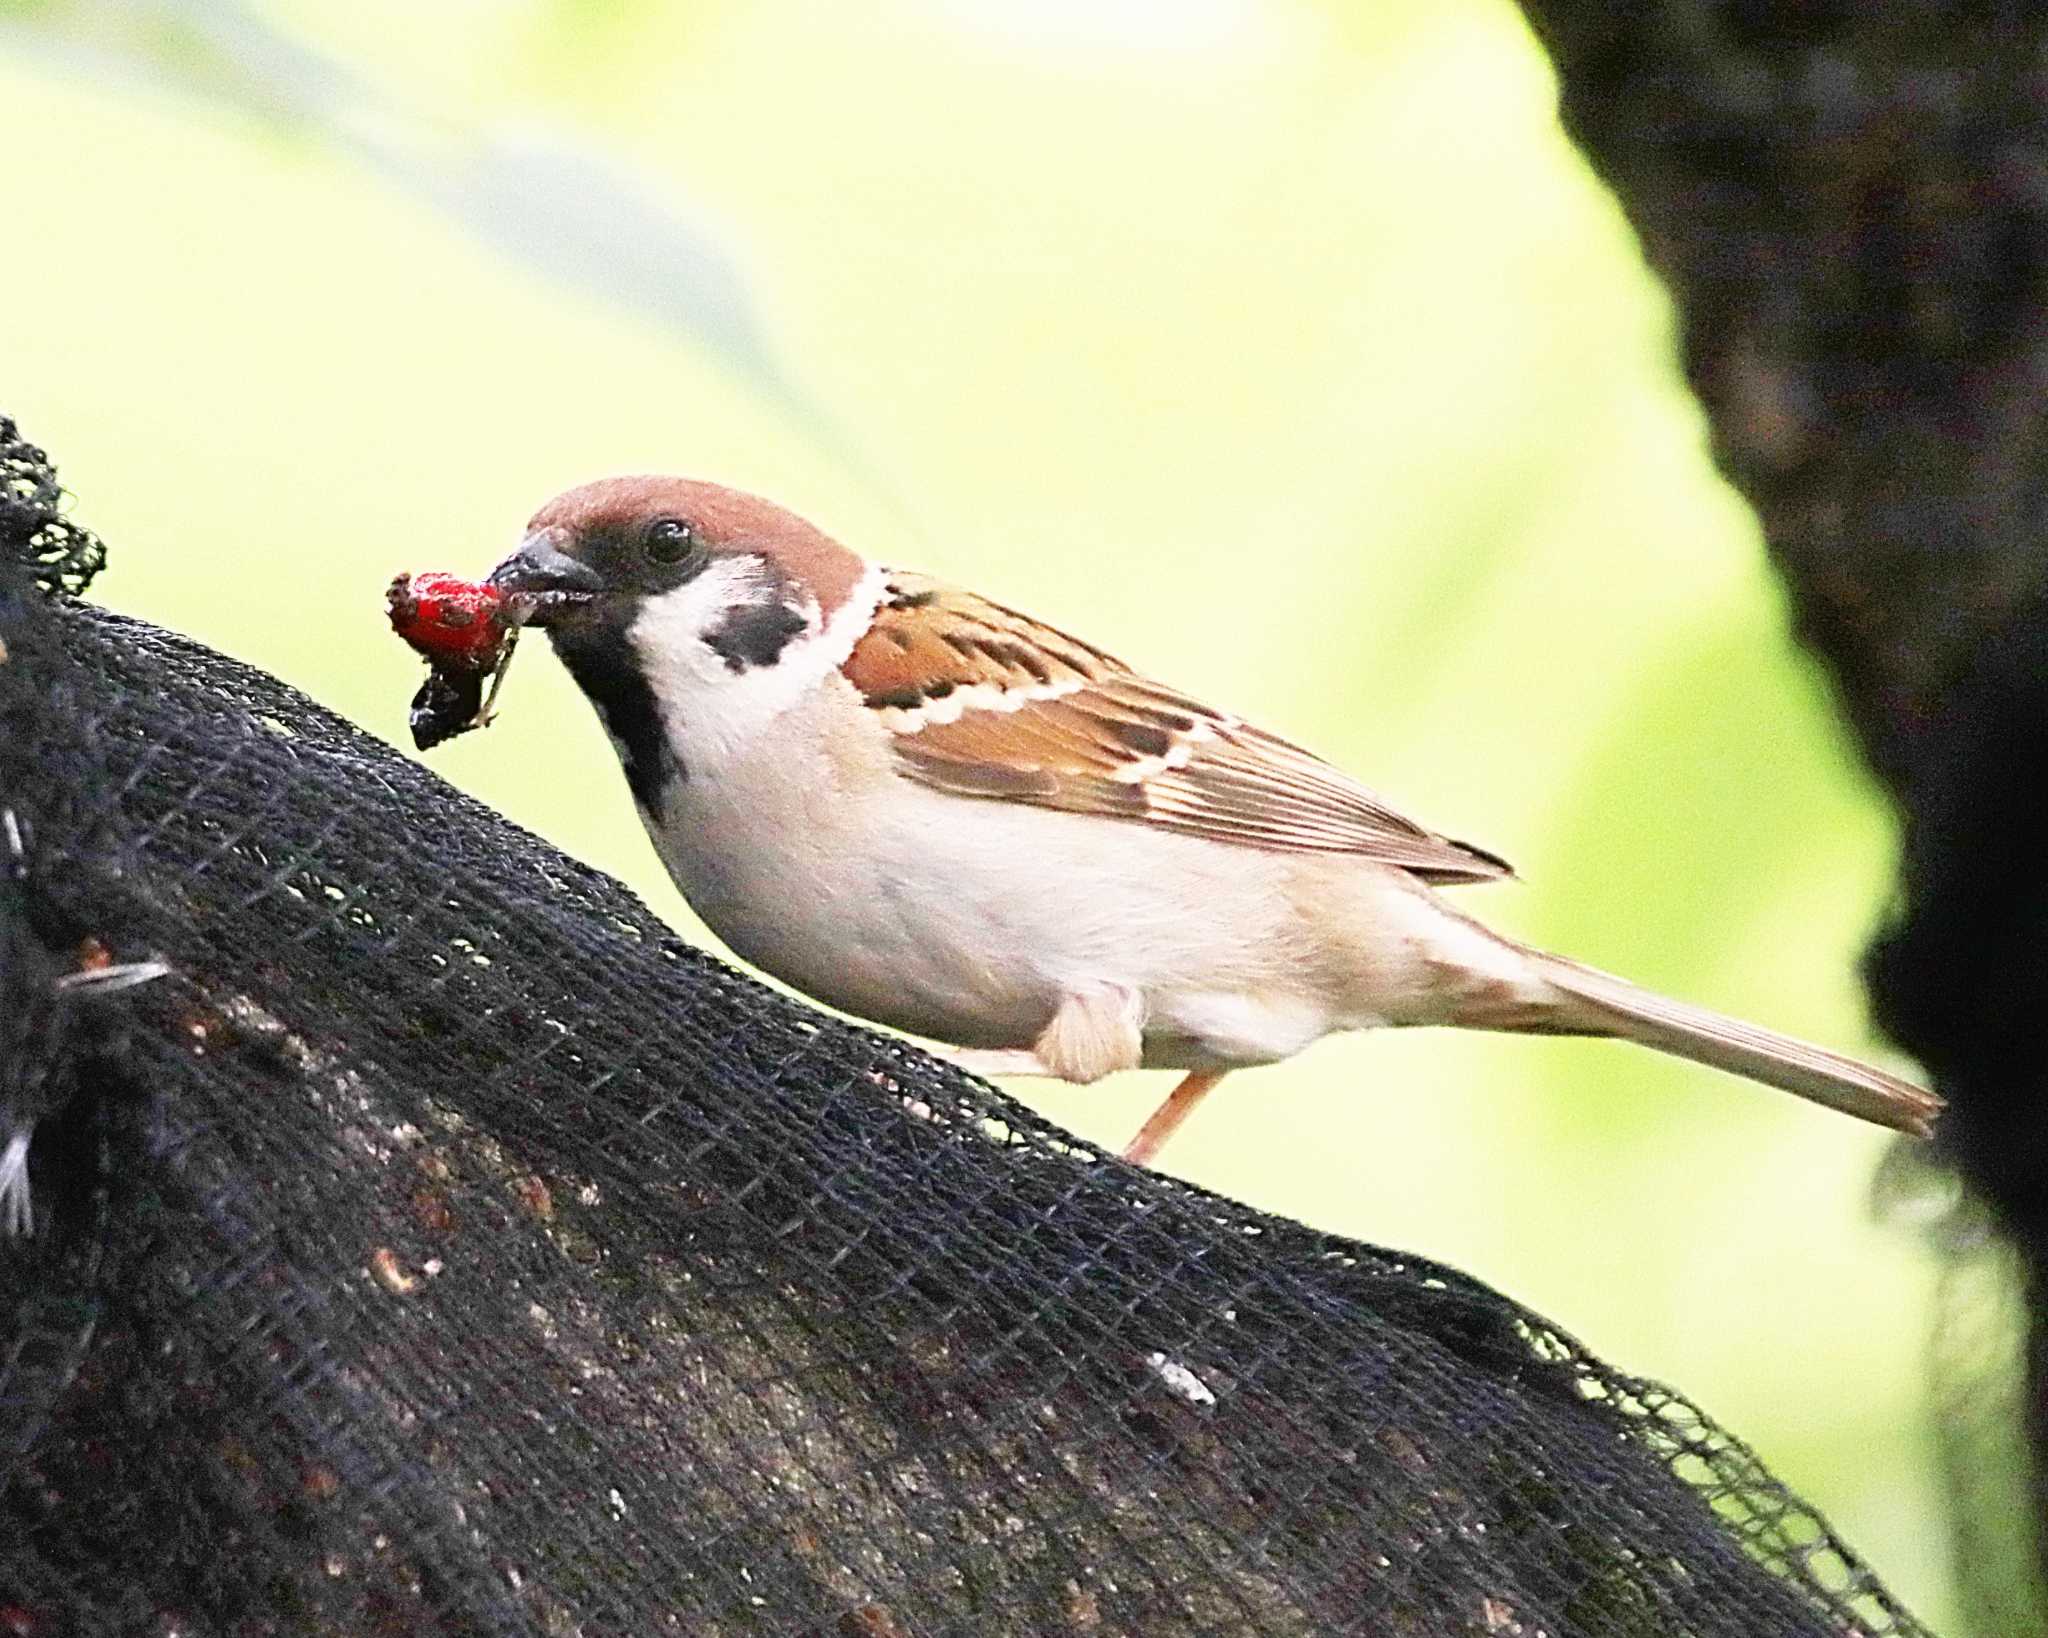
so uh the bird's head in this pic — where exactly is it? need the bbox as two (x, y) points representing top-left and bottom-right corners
(488, 475), (880, 810)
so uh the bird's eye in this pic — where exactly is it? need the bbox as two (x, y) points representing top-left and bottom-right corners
(642, 517), (700, 565)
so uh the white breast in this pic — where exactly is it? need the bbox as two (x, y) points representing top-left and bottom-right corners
(637, 675), (1381, 1066)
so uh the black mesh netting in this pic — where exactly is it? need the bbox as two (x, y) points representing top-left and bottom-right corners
(0, 415), (1934, 1635)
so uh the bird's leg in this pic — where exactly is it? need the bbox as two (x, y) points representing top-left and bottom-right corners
(1122, 1070), (1230, 1167)
(942, 1047), (1058, 1078)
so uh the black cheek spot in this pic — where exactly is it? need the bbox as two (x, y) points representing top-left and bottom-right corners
(703, 602), (810, 673)
(550, 624), (684, 817)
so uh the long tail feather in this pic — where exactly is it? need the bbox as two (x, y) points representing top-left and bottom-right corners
(1528, 951), (1941, 1137)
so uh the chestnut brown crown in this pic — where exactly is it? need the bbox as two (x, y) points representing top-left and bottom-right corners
(514, 476), (867, 615)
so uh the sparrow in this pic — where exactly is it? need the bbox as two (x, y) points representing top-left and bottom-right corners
(484, 476), (1940, 1166)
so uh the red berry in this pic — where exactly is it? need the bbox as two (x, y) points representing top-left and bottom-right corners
(387, 572), (512, 669)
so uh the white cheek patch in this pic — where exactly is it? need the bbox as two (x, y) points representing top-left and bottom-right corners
(630, 559), (777, 688)
(629, 560), (886, 775)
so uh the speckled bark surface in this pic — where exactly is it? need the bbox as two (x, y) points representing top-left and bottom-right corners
(1518, 2), (2048, 788)
(1514, 8), (2048, 1627)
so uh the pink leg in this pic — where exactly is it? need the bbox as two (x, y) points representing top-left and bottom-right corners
(1121, 1069), (1230, 1166)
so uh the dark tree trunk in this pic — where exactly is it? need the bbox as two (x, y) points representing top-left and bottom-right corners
(1511, 4), (2048, 1628)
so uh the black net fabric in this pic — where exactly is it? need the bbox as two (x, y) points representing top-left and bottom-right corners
(0, 416), (1934, 1635)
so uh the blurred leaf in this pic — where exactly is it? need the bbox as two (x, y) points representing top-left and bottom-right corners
(0, 0), (796, 416)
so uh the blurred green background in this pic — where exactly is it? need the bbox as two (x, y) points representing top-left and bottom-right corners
(0, 0), (1949, 1625)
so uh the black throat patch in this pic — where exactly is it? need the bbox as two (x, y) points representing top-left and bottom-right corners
(547, 616), (681, 817)
(702, 599), (809, 673)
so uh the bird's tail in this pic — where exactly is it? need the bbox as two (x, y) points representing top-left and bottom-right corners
(1524, 949), (1941, 1138)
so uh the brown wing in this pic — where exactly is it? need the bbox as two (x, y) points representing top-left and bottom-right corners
(842, 573), (1511, 883)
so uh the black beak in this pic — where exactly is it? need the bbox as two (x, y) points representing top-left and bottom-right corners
(487, 530), (604, 610)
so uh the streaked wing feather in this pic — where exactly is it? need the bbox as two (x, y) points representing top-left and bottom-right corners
(843, 574), (1511, 883)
